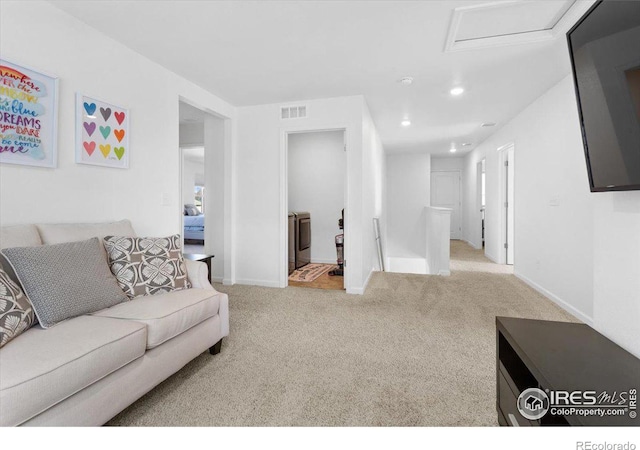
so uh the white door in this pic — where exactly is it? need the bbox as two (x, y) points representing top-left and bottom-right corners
(506, 148), (515, 265)
(431, 171), (461, 239)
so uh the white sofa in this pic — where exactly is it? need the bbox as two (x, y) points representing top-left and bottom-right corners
(0, 220), (229, 427)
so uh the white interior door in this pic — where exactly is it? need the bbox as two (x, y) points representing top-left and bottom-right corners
(506, 148), (515, 265)
(431, 171), (461, 239)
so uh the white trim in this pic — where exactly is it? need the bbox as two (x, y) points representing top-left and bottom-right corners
(514, 271), (594, 326)
(497, 142), (515, 266)
(348, 267), (375, 295)
(311, 259), (339, 265)
(444, 0), (596, 53)
(484, 250), (498, 264)
(235, 279), (281, 289)
(177, 96), (235, 285)
(461, 238), (481, 250)
(280, 124), (350, 291)
(211, 276), (224, 284)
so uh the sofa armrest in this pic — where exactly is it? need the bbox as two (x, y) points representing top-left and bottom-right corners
(184, 259), (213, 290)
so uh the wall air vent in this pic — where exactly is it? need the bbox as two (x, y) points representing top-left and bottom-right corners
(281, 105), (307, 120)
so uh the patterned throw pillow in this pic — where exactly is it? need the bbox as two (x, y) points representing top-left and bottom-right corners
(0, 267), (35, 348)
(103, 234), (191, 299)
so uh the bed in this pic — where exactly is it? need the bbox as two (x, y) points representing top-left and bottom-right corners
(183, 214), (205, 242)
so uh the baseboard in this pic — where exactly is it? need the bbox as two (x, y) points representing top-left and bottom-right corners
(485, 250), (498, 264)
(222, 278), (233, 286)
(235, 278), (281, 288)
(461, 238), (481, 250)
(211, 276), (224, 284)
(514, 271), (594, 326)
(348, 267), (374, 295)
(310, 259), (337, 265)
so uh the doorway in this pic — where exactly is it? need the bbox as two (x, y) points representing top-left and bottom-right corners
(285, 130), (346, 290)
(498, 144), (515, 265)
(178, 100), (229, 283)
(431, 170), (462, 239)
(477, 159), (486, 249)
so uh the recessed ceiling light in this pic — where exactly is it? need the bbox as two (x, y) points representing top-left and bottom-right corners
(450, 147), (457, 153)
(401, 119), (411, 127)
(399, 77), (414, 86)
(450, 87), (465, 96)
(481, 122), (496, 127)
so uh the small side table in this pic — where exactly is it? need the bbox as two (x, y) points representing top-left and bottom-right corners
(183, 253), (215, 283)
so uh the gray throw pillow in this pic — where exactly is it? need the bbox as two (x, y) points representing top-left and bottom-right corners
(0, 267), (35, 347)
(1, 238), (128, 328)
(103, 234), (191, 299)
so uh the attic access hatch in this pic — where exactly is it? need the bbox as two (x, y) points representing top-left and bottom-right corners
(444, 0), (594, 52)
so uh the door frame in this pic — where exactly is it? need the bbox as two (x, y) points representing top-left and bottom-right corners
(497, 142), (515, 265)
(430, 169), (462, 240)
(476, 159), (486, 250)
(280, 125), (350, 291)
(177, 96), (235, 284)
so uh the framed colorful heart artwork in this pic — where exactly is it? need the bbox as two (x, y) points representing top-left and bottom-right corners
(76, 93), (129, 168)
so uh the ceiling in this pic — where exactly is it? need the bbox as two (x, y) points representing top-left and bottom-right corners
(51, 0), (593, 156)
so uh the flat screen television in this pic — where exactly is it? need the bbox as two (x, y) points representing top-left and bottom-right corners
(567, 0), (640, 192)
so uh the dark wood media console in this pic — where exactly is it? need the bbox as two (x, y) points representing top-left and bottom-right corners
(496, 317), (639, 426)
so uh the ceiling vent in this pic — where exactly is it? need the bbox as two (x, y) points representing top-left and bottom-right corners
(281, 105), (307, 120)
(481, 122), (497, 128)
(444, 0), (594, 52)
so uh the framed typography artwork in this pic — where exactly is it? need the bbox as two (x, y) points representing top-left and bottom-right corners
(76, 93), (129, 169)
(0, 59), (59, 168)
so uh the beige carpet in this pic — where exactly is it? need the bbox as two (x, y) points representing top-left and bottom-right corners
(108, 241), (576, 426)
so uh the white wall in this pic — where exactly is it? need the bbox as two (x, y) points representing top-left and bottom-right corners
(362, 102), (386, 284)
(288, 130), (345, 264)
(235, 95), (383, 293)
(463, 75), (640, 358)
(204, 115), (226, 282)
(0, 1), (235, 242)
(385, 153), (431, 258)
(593, 193), (640, 359)
(431, 156), (464, 172)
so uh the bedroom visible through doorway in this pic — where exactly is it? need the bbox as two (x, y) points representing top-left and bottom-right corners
(178, 100), (226, 282)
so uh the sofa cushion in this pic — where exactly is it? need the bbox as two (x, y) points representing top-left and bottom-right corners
(92, 288), (219, 349)
(0, 315), (147, 426)
(0, 225), (42, 250)
(0, 268), (35, 348)
(36, 219), (136, 245)
(0, 225), (43, 284)
(103, 234), (191, 299)
(1, 238), (128, 328)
